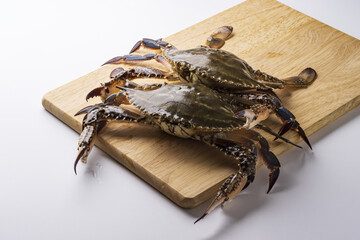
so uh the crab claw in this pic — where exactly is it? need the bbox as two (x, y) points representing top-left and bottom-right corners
(237, 105), (270, 129)
(194, 173), (247, 224)
(86, 86), (105, 101)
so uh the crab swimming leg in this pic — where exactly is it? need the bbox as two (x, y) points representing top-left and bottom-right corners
(253, 67), (317, 89)
(205, 26), (233, 49)
(86, 66), (180, 101)
(281, 68), (318, 88)
(73, 104), (146, 174)
(195, 128), (280, 223)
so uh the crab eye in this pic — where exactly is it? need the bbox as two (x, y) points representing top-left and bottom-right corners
(105, 88), (110, 94)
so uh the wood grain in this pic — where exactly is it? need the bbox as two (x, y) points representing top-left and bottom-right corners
(42, 0), (360, 208)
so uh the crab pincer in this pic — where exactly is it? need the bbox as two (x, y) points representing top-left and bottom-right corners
(85, 66), (175, 102)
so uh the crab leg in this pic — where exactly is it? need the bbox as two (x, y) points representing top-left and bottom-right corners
(194, 172), (248, 224)
(253, 68), (317, 89)
(74, 104), (145, 174)
(86, 66), (179, 101)
(237, 104), (270, 129)
(254, 123), (302, 148)
(229, 128), (280, 193)
(102, 53), (171, 68)
(253, 69), (286, 88)
(129, 38), (174, 54)
(205, 26), (233, 49)
(281, 68), (317, 88)
(261, 149), (281, 193)
(274, 107), (311, 149)
(195, 128), (280, 223)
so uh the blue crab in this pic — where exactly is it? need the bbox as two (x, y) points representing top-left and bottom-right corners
(76, 26), (317, 222)
(76, 82), (284, 223)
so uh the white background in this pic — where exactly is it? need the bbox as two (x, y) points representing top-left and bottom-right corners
(1, 0), (359, 239)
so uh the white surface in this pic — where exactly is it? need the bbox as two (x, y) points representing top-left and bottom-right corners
(0, 0), (359, 239)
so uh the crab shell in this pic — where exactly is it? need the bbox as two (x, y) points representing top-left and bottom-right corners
(123, 82), (246, 137)
(163, 47), (270, 91)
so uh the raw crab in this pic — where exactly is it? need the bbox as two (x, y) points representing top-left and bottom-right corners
(75, 26), (317, 222)
(87, 26), (317, 148)
(75, 82), (282, 223)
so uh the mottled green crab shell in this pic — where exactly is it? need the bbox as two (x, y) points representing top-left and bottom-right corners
(124, 83), (245, 131)
(164, 47), (269, 91)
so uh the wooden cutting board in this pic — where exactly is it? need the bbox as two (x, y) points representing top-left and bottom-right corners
(42, 0), (360, 208)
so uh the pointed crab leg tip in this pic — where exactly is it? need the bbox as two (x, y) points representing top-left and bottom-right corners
(74, 160), (79, 175)
(102, 56), (123, 66)
(129, 40), (142, 54)
(101, 60), (113, 66)
(74, 147), (87, 175)
(302, 134), (312, 150)
(194, 213), (207, 224)
(267, 182), (274, 194)
(74, 105), (94, 116)
(267, 169), (280, 194)
(74, 157), (81, 175)
(297, 126), (312, 149)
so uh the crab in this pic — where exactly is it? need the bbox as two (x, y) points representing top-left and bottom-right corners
(87, 25), (317, 148)
(75, 82), (284, 223)
(75, 26), (318, 222)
